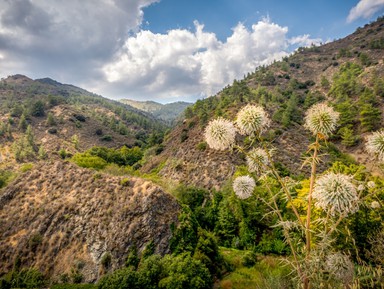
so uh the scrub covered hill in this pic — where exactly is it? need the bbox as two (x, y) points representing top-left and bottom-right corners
(0, 74), (167, 161)
(120, 98), (191, 125)
(143, 16), (384, 190)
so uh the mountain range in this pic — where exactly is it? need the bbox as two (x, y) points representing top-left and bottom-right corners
(0, 16), (384, 287)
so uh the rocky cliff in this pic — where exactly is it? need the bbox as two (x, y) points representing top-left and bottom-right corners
(0, 161), (180, 282)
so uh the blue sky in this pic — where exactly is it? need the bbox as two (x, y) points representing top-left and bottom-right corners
(143, 0), (369, 41)
(0, 0), (383, 103)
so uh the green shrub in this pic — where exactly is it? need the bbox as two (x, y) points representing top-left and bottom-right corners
(180, 129), (189, 142)
(51, 284), (96, 289)
(72, 153), (107, 170)
(125, 246), (140, 269)
(242, 251), (257, 267)
(0, 170), (15, 188)
(196, 142), (207, 151)
(97, 267), (139, 289)
(101, 253), (112, 270)
(120, 178), (130, 187)
(141, 240), (156, 260)
(46, 112), (56, 126)
(87, 146), (143, 166)
(20, 163), (34, 172)
(9, 268), (46, 289)
(100, 135), (112, 141)
(159, 253), (212, 289)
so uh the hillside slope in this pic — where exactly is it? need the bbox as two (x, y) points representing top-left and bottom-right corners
(0, 75), (166, 165)
(142, 17), (384, 190)
(0, 161), (180, 282)
(120, 99), (191, 124)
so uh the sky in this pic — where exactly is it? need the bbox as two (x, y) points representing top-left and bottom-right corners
(0, 0), (383, 103)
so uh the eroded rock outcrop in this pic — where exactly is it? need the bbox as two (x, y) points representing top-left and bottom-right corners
(0, 161), (180, 282)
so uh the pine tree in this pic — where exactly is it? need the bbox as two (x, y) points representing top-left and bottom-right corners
(359, 104), (381, 132)
(339, 126), (357, 147)
(46, 112), (56, 126)
(18, 114), (28, 131)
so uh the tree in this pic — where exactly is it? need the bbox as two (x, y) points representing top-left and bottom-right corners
(71, 134), (79, 150)
(339, 126), (358, 147)
(38, 145), (47, 160)
(30, 100), (45, 117)
(46, 112), (56, 126)
(359, 103), (381, 132)
(25, 125), (35, 147)
(18, 114), (27, 131)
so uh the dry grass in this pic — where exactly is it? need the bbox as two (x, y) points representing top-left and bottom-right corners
(0, 160), (180, 282)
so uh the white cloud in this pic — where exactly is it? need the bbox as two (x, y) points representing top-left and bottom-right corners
(347, 0), (384, 23)
(0, 0), (158, 82)
(289, 35), (322, 47)
(102, 19), (321, 101)
(0, 1), (323, 103)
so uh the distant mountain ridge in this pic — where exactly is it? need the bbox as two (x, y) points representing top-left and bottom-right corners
(120, 99), (192, 124)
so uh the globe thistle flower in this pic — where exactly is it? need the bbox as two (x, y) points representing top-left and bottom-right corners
(357, 184), (365, 191)
(313, 173), (358, 216)
(246, 148), (269, 174)
(325, 253), (354, 285)
(371, 201), (380, 209)
(233, 175), (255, 199)
(304, 103), (339, 138)
(367, 181), (376, 189)
(366, 130), (384, 162)
(204, 118), (237, 150)
(235, 104), (271, 137)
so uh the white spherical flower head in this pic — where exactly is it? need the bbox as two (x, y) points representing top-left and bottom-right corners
(325, 253), (354, 284)
(246, 148), (269, 174)
(235, 104), (271, 137)
(367, 181), (376, 189)
(357, 184), (365, 191)
(304, 103), (339, 137)
(204, 118), (237, 150)
(313, 173), (358, 216)
(366, 130), (384, 162)
(371, 201), (380, 209)
(233, 175), (255, 199)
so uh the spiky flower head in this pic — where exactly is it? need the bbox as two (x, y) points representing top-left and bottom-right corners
(366, 130), (384, 162)
(246, 148), (269, 174)
(304, 103), (339, 138)
(233, 175), (255, 199)
(313, 173), (358, 216)
(204, 118), (237, 150)
(325, 253), (354, 285)
(357, 184), (365, 191)
(367, 181), (376, 189)
(235, 104), (271, 137)
(371, 201), (380, 209)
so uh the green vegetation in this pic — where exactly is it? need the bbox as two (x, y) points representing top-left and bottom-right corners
(1, 17), (384, 289)
(0, 169), (16, 188)
(72, 146), (143, 171)
(0, 267), (46, 289)
(12, 125), (36, 161)
(219, 249), (292, 289)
